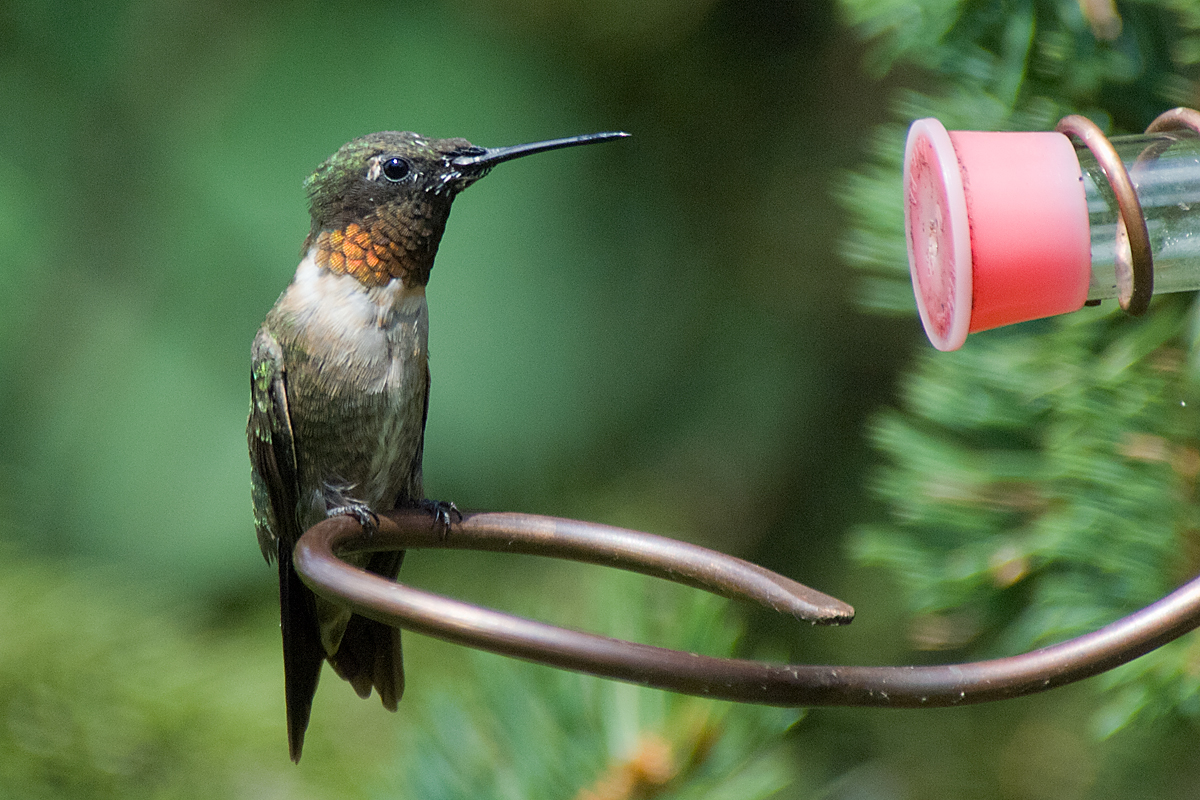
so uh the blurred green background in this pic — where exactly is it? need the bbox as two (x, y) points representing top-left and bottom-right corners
(4, 0), (1200, 797)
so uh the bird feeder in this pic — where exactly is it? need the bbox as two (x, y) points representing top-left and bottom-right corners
(904, 108), (1200, 350)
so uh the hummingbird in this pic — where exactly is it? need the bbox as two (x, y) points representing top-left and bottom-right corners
(247, 128), (629, 762)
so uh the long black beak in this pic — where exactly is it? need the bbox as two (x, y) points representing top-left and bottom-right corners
(451, 131), (631, 171)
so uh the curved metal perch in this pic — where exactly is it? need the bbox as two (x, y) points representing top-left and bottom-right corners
(293, 509), (1200, 708)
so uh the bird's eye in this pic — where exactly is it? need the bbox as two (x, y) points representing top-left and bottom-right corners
(382, 157), (411, 182)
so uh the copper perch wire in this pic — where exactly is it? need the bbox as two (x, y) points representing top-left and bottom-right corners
(294, 508), (1200, 709)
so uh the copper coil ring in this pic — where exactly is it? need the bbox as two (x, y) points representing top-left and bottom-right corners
(1056, 114), (1153, 315)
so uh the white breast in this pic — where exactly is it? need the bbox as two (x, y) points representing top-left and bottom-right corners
(273, 248), (431, 514)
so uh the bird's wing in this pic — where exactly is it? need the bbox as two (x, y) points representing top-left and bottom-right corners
(248, 327), (325, 762)
(248, 328), (300, 562)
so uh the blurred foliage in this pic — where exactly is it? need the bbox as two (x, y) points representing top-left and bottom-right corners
(0, 546), (394, 799)
(0, 0), (898, 796)
(389, 572), (799, 800)
(839, 0), (1200, 755)
(0, 544), (797, 799)
(9, 0), (1200, 795)
(0, 0), (893, 589)
(855, 302), (1200, 724)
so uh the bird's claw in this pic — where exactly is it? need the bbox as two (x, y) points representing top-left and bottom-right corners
(328, 504), (380, 535)
(420, 499), (461, 539)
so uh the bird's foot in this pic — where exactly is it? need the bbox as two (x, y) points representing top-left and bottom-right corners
(327, 504), (380, 535)
(418, 498), (461, 540)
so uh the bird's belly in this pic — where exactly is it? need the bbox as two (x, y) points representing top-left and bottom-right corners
(288, 348), (428, 528)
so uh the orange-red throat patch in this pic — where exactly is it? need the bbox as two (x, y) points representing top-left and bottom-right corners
(314, 221), (407, 288)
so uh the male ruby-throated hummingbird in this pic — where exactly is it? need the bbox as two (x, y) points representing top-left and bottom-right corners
(247, 129), (629, 761)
